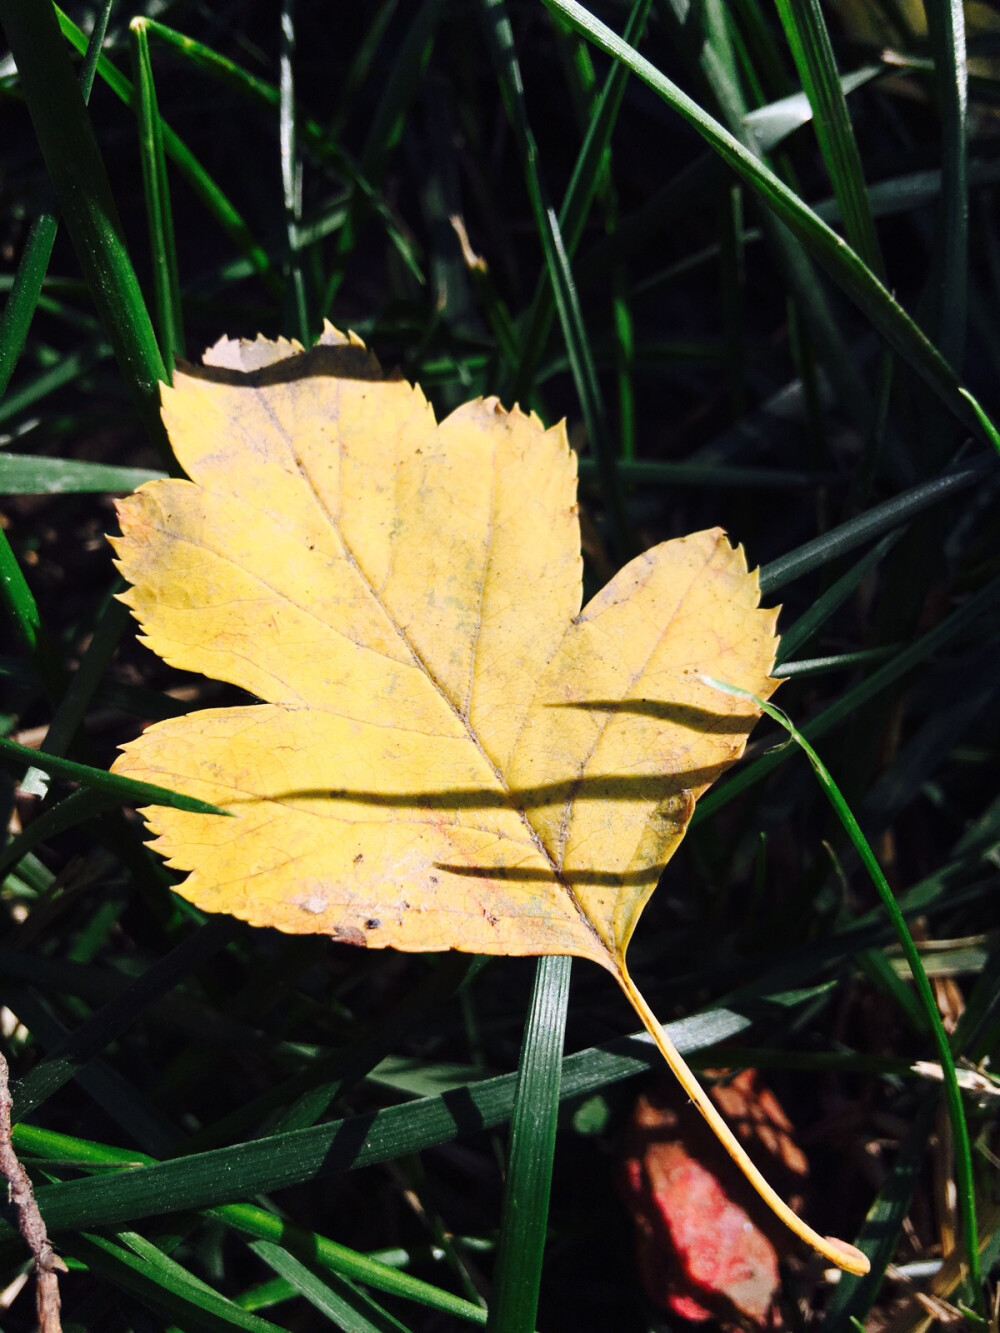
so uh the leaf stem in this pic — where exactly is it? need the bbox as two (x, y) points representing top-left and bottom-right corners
(614, 962), (870, 1276)
(701, 676), (981, 1302)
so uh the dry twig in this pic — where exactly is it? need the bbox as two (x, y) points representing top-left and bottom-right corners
(0, 1051), (66, 1333)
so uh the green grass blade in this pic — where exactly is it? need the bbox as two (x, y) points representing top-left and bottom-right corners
(704, 680), (980, 1297)
(31, 594), (131, 765)
(138, 17), (422, 287)
(0, 528), (44, 656)
(821, 1097), (939, 1327)
(279, 1), (309, 343)
(0, 341), (112, 427)
(7, 1120), (489, 1327)
(770, 0), (896, 486)
(719, 180), (745, 415)
(0, 788), (117, 879)
(13, 592), (140, 799)
(330, 0), (399, 136)
(659, 0), (872, 429)
(0, 733), (231, 816)
(0, 523), (66, 703)
(773, 0), (884, 277)
(129, 18), (184, 372)
(487, 955), (571, 1333)
(539, 0), (984, 439)
(696, 569), (1000, 819)
(772, 646), (897, 678)
(0, 1006), (750, 1247)
(0, 0), (111, 404)
(483, 0), (628, 557)
(325, 0), (445, 309)
(775, 532), (902, 661)
(71, 1231), (287, 1332)
(577, 458), (827, 487)
(960, 386), (1000, 456)
(612, 267), (636, 459)
(250, 1241), (412, 1333)
(511, 0), (652, 399)
(923, 0), (969, 366)
(542, 206), (628, 556)
(759, 458), (991, 593)
(55, 7), (282, 300)
(0, 454), (165, 494)
(217, 1204), (488, 1327)
(0, 0), (170, 460)
(0, 215), (61, 405)
(3, 983), (184, 1156)
(743, 67), (881, 155)
(12, 919), (235, 1121)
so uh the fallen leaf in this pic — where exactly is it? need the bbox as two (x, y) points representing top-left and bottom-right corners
(109, 324), (867, 1275)
(619, 1072), (809, 1327)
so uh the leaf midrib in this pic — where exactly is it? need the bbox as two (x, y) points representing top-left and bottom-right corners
(283, 423), (611, 961)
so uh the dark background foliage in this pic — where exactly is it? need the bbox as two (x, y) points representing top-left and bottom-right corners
(1, 1), (998, 1329)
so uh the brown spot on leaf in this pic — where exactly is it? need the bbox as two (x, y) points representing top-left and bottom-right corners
(332, 925), (367, 948)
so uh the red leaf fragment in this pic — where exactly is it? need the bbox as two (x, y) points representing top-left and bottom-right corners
(619, 1070), (809, 1328)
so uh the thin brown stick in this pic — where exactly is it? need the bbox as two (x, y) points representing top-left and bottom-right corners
(0, 1051), (66, 1333)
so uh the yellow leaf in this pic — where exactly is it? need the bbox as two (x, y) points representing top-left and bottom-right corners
(110, 325), (867, 1277)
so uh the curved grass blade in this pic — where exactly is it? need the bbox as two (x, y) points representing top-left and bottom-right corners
(487, 955), (571, 1333)
(697, 569), (1000, 818)
(702, 680), (981, 1299)
(0, 525), (66, 704)
(0, 0), (170, 460)
(0, 530), (44, 658)
(539, 0), (986, 439)
(960, 386), (1000, 456)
